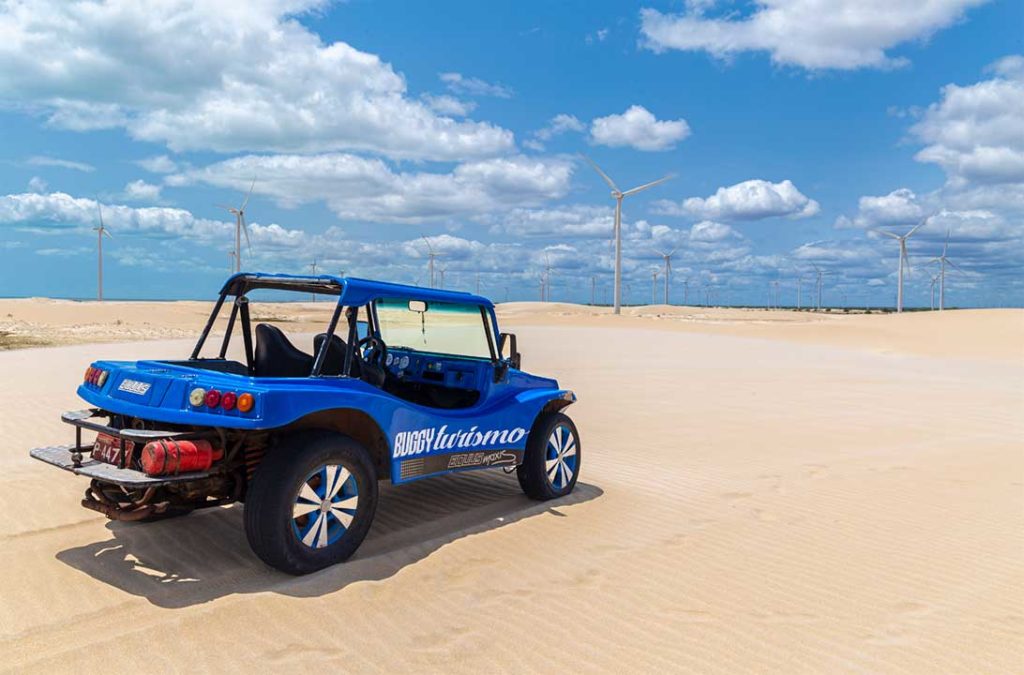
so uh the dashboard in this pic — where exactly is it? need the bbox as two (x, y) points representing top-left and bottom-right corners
(385, 349), (482, 391)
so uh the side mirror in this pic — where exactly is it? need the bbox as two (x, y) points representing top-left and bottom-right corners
(408, 300), (427, 313)
(498, 332), (521, 370)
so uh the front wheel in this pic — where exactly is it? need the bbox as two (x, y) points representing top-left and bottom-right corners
(517, 412), (581, 500)
(244, 431), (378, 575)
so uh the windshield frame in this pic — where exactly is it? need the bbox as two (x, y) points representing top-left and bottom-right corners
(370, 297), (498, 363)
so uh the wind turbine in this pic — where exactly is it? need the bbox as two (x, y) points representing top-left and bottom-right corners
(658, 248), (677, 305)
(541, 253), (553, 302)
(683, 278), (690, 305)
(309, 259), (319, 301)
(872, 219), (926, 313)
(438, 265), (447, 289)
(217, 178), (256, 274)
(929, 273), (940, 311)
(651, 268), (659, 305)
(94, 203), (112, 301)
(421, 236), (444, 288)
(810, 264), (829, 311)
(928, 229), (964, 311)
(590, 276), (597, 306)
(584, 156), (672, 315)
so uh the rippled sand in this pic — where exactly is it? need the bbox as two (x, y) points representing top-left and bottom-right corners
(0, 302), (1020, 672)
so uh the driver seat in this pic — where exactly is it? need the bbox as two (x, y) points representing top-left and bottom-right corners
(254, 324), (313, 377)
(312, 332), (386, 388)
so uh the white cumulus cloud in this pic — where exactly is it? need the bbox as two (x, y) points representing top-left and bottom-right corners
(122, 180), (163, 202)
(178, 153), (574, 223)
(589, 105), (690, 152)
(834, 188), (925, 229)
(0, 1), (513, 160)
(640, 1), (990, 71)
(911, 57), (1024, 186)
(654, 179), (819, 221)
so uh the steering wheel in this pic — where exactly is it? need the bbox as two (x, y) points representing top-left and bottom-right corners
(356, 335), (388, 372)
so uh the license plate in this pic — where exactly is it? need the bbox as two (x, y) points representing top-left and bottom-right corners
(92, 433), (133, 465)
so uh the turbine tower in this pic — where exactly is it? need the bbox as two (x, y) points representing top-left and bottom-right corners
(811, 264), (828, 310)
(928, 229), (963, 311)
(873, 219), (926, 313)
(651, 268), (659, 305)
(584, 156), (672, 315)
(217, 178), (256, 274)
(658, 248), (676, 305)
(542, 254), (553, 302)
(94, 203), (112, 301)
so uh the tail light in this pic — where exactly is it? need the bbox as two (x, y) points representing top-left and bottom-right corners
(83, 366), (108, 387)
(237, 393), (255, 413)
(188, 387), (255, 414)
(189, 387), (206, 407)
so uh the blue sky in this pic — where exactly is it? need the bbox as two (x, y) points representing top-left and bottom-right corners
(0, 0), (1021, 306)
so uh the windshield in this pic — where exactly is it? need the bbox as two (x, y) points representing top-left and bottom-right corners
(375, 298), (492, 359)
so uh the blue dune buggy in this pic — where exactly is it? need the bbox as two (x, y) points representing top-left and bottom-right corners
(29, 274), (580, 574)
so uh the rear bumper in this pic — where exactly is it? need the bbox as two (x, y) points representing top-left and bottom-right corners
(28, 408), (219, 488)
(29, 444), (215, 488)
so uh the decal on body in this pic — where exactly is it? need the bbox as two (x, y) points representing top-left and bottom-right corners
(393, 424), (527, 458)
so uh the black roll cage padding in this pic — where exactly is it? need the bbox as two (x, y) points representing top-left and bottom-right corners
(343, 306), (358, 377)
(218, 298), (239, 359)
(239, 297), (254, 374)
(190, 291), (227, 360)
(311, 301), (347, 377)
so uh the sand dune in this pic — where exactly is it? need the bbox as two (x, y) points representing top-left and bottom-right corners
(0, 305), (1021, 672)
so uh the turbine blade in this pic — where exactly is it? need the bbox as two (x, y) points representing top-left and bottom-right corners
(421, 235), (434, 254)
(870, 228), (901, 240)
(623, 174), (673, 197)
(240, 178), (256, 211)
(905, 220), (926, 238)
(241, 214), (252, 254)
(946, 258), (966, 274)
(581, 155), (620, 192)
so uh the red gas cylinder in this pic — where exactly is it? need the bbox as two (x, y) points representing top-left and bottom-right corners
(140, 439), (223, 476)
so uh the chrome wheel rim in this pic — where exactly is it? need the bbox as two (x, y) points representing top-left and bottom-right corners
(545, 424), (577, 490)
(291, 464), (359, 549)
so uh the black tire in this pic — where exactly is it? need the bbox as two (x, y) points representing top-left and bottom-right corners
(517, 412), (581, 500)
(244, 430), (378, 575)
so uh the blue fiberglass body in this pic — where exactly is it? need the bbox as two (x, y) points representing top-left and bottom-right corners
(74, 273), (574, 484)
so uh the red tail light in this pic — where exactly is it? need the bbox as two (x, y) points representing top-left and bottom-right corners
(204, 389), (221, 408)
(221, 391), (237, 411)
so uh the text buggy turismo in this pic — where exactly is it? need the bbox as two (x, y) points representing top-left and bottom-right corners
(29, 274), (581, 574)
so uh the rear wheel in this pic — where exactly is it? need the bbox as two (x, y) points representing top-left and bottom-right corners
(517, 412), (581, 500)
(244, 431), (378, 575)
